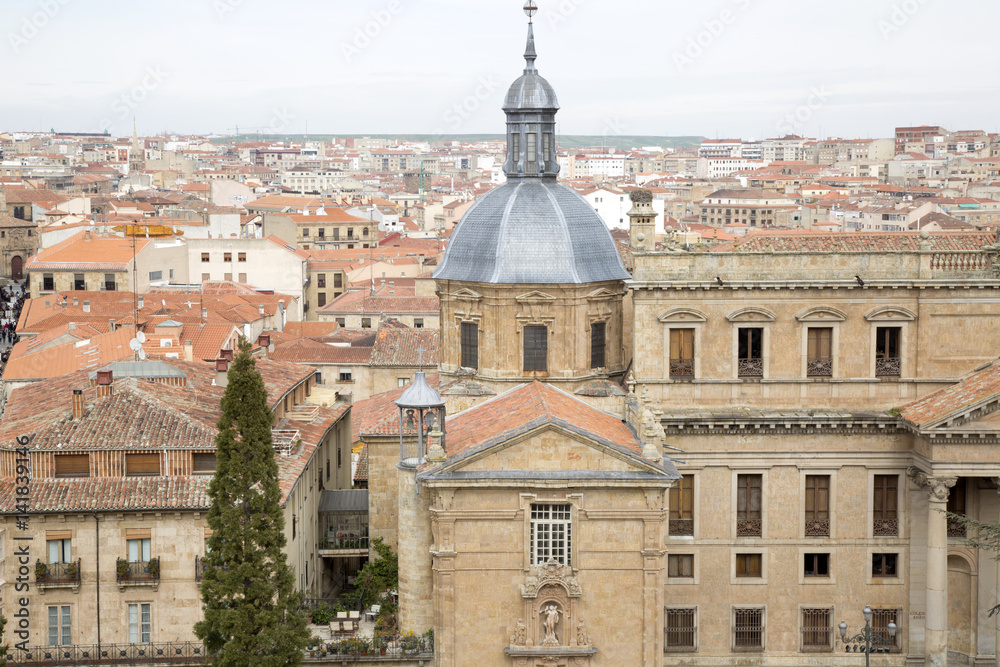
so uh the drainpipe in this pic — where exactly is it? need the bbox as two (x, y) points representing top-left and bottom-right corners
(94, 512), (101, 652)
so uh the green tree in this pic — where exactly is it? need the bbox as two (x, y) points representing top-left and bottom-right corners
(947, 511), (1000, 615)
(0, 612), (8, 667)
(357, 538), (399, 608)
(195, 339), (309, 665)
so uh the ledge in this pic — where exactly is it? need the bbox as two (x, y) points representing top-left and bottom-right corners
(505, 645), (597, 657)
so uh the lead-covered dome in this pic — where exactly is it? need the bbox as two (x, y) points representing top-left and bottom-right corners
(433, 181), (630, 284)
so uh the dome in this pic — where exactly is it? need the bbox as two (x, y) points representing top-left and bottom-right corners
(504, 71), (559, 111)
(433, 181), (630, 284)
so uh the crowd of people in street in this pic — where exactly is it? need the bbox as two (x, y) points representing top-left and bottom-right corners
(0, 282), (25, 371)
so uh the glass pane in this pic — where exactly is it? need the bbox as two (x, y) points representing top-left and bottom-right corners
(142, 538), (150, 561)
(48, 540), (59, 564)
(128, 539), (138, 562)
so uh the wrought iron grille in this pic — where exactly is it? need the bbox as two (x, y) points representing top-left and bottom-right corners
(871, 609), (901, 652)
(669, 518), (694, 536)
(807, 358), (833, 377)
(736, 519), (762, 538)
(947, 516), (967, 538)
(801, 608), (833, 651)
(733, 608), (764, 652)
(35, 560), (81, 585)
(664, 608), (696, 651)
(9, 642), (205, 665)
(670, 360), (694, 379)
(872, 518), (898, 537)
(804, 519), (830, 537)
(876, 357), (901, 377)
(116, 558), (159, 583)
(738, 358), (763, 378)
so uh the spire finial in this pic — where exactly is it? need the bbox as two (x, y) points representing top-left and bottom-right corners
(523, 1), (538, 73)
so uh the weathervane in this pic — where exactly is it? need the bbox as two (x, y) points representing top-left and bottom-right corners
(524, 0), (537, 24)
(416, 345), (426, 372)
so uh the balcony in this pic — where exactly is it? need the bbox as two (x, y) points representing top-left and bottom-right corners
(116, 558), (160, 588)
(8, 642), (206, 666)
(807, 357), (832, 378)
(738, 358), (763, 379)
(876, 357), (901, 377)
(669, 359), (694, 381)
(35, 560), (81, 592)
(319, 489), (369, 558)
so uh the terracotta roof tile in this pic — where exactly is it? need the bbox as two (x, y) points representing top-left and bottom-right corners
(370, 329), (439, 367)
(898, 359), (1000, 428)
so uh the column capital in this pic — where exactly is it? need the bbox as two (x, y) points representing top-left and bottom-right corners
(907, 467), (957, 502)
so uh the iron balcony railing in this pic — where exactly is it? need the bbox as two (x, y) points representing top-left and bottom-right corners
(195, 556), (204, 582)
(116, 558), (160, 584)
(9, 642), (205, 665)
(35, 560), (81, 585)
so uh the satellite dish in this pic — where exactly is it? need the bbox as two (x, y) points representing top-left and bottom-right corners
(136, 331), (146, 343)
(129, 338), (141, 351)
(137, 348), (147, 360)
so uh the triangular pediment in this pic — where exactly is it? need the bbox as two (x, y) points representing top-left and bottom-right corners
(450, 287), (482, 301)
(515, 291), (557, 303)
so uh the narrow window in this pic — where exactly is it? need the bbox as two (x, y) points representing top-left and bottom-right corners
(669, 329), (695, 380)
(460, 322), (479, 369)
(875, 327), (901, 377)
(735, 553), (762, 578)
(334, 274), (343, 288)
(511, 133), (520, 164)
(523, 325), (548, 372)
(317, 293), (326, 307)
(872, 553), (897, 577)
(128, 603), (151, 644)
(804, 475), (830, 537)
(873, 474), (898, 536)
(664, 608), (697, 651)
(669, 475), (694, 536)
(737, 474), (762, 537)
(803, 553), (829, 577)
(668, 554), (693, 578)
(73, 273), (85, 290)
(104, 273), (116, 291)
(48, 606), (71, 646)
(543, 133), (551, 163)
(801, 608), (833, 651)
(590, 322), (606, 369)
(807, 327), (833, 377)
(317, 274), (326, 288)
(947, 478), (967, 537)
(737, 328), (763, 378)
(43, 273), (54, 291)
(530, 503), (571, 566)
(318, 228), (326, 238)
(526, 133), (537, 173)
(733, 608), (764, 651)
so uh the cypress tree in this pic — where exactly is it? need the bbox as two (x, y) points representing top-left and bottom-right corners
(195, 339), (309, 666)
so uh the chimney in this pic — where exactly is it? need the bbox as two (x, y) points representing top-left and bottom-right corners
(83, 300), (90, 313)
(183, 340), (193, 362)
(202, 307), (208, 319)
(215, 358), (229, 388)
(72, 296), (78, 306)
(258, 304), (265, 316)
(109, 318), (116, 332)
(96, 370), (114, 397)
(220, 348), (234, 362)
(72, 389), (85, 420)
(138, 295), (144, 309)
(257, 333), (270, 348)
(84, 230), (92, 242)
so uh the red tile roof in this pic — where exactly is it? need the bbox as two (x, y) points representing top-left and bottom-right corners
(370, 329), (439, 367)
(26, 231), (152, 271)
(898, 359), (1000, 428)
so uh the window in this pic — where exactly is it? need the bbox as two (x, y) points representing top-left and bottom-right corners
(47, 538), (71, 564)
(871, 608), (901, 651)
(801, 608), (833, 651)
(192, 453), (217, 475)
(733, 608), (764, 651)
(317, 293), (326, 307)
(224, 273), (232, 281)
(337, 445), (342, 468)
(332, 228), (339, 240)
(223, 252), (232, 262)
(664, 608), (696, 651)
(334, 274), (343, 288)
(948, 478), (967, 537)
(104, 274), (116, 291)
(735, 553), (762, 578)
(873, 474), (898, 536)
(238, 252), (246, 262)
(804, 475), (830, 537)
(73, 273), (85, 290)
(526, 133), (537, 173)
(148, 270), (162, 281)
(807, 327), (832, 377)
(543, 133), (551, 163)
(126, 453), (160, 477)
(317, 274), (326, 288)
(414, 318), (424, 329)
(590, 322), (606, 369)
(202, 273), (210, 282)
(529, 503), (571, 566)
(876, 327), (901, 377)
(872, 552), (897, 577)
(523, 325), (548, 372)
(398, 377), (410, 387)
(238, 272), (246, 283)
(737, 328), (763, 378)
(48, 606), (71, 646)
(347, 227), (354, 239)
(302, 227), (309, 237)
(669, 475), (694, 536)
(43, 273), (54, 291)
(335, 317), (345, 327)
(127, 538), (151, 563)
(361, 318), (372, 328)
(803, 553), (829, 577)
(668, 554), (693, 578)
(511, 133), (520, 162)
(54, 454), (89, 478)
(461, 322), (479, 369)
(737, 474), (762, 537)
(339, 371), (353, 382)
(201, 253), (210, 263)
(128, 603), (151, 644)
(669, 329), (695, 380)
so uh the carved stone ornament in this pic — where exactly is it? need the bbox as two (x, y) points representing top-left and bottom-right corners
(907, 467), (957, 502)
(510, 617), (527, 646)
(521, 560), (583, 598)
(576, 617), (590, 647)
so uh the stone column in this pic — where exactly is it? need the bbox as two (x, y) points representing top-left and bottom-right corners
(910, 468), (956, 667)
(397, 464), (433, 635)
(993, 478), (1000, 667)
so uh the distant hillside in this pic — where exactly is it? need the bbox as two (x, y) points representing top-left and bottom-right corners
(211, 134), (705, 152)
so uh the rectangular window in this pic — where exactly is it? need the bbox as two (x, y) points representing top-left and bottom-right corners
(238, 273), (247, 283)
(737, 474), (762, 537)
(347, 228), (354, 239)
(339, 371), (353, 382)
(414, 318), (424, 329)
(361, 318), (372, 328)
(871, 608), (901, 651)
(523, 325), (548, 372)
(192, 453), (217, 474)
(335, 317), (345, 327)
(737, 327), (763, 378)
(873, 474), (898, 536)
(317, 293), (326, 307)
(332, 228), (339, 240)
(48, 606), (71, 646)
(54, 454), (90, 478)
(807, 327), (833, 377)
(224, 273), (232, 281)
(128, 603), (151, 644)
(733, 608), (764, 651)
(73, 273), (85, 290)
(804, 475), (830, 537)
(669, 475), (694, 536)
(735, 553), (762, 578)
(801, 608), (833, 651)
(948, 478), (967, 537)
(238, 252), (247, 262)
(47, 538), (71, 564)
(803, 553), (829, 577)
(668, 554), (693, 578)
(223, 252), (232, 262)
(543, 133), (551, 163)
(127, 538), (151, 563)
(511, 133), (520, 163)
(876, 327), (901, 377)
(302, 227), (309, 237)
(201, 253), (210, 263)
(664, 608), (696, 651)
(530, 503), (571, 566)
(148, 270), (162, 281)
(872, 553), (897, 577)
(460, 322), (479, 369)
(43, 273), (54, 291)
(334, 274), (343, 288)
(398, 377), (410, 387)
(590, 322), (606, 369)
(126, 453), (160, 477)
(104, 274), (116, 291)
(669, 329), (695, 380)
(317, 274), (326, 288)
(526, 133), (537, 173)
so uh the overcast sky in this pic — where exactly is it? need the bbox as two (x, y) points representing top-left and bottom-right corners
(2, 0), (998, 140)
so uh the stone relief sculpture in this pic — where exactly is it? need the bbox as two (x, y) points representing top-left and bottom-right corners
(510, 617), (526, 646)
(576, 617), (590, 646)
(542, 604), (561, 646)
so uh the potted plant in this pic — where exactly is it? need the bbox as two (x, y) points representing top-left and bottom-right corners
(117, 559), (131, 580)
(65, 561), (78, 580)
(147, 558), (160, 578)
(35, 561), (48, 581)
(374, 633), (389, 655)
(400, 630), (419, 654)
(311, 603), (334, 625)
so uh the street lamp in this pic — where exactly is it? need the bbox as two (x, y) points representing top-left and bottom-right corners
(838, 605), (898, 667)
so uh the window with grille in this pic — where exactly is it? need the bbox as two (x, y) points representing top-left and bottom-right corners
(669, 329), (695, 380)
(43, 273), (54, 291)
(875, 327), (901, 377)
(736, 553), (762, 578)
(523, 325), (548, 372)
(737, 328), (763, 378)
(590, 322), (606, 369)
(668, 554), (693, 578)
(801, 608), (833, 651)
(317, 274), (326, 288)
(947, 478), (967, 537)
(733, 608), (764, 651)
(803, 553), (829, 577)
(807, 328), (833, 377)
(664, 608), (696, 651)
(48, 606), (71, 646)
(871, 608), (901, 652)
(872, 552), (897, 577)
(192, 453), (217, 475)
(804, 475), (830, 537)
(461, 322), (478, 369)
(737, 474), (762, 537)
(128, 603), (151, 644)
(669, 475), (694, 536)
(873, 474), (898, 536)
(530, 504), (571, 566)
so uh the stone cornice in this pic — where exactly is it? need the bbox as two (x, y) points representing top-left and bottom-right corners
(628, 280), (1000, 292)
(658, 412), (901, 436)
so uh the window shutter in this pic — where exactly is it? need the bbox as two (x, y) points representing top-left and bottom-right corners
(54, 454), (90, 477)
(192, 453), (217, 474)
(126, 453), (160, 476)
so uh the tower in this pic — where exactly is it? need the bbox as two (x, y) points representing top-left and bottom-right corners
(627, 189), (656, 251)
(129, 119), (145, 175)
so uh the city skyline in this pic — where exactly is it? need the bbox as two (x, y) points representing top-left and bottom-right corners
(3, 0), (998, 139)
